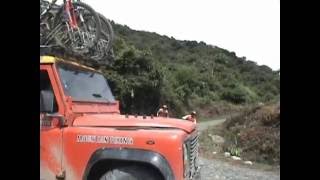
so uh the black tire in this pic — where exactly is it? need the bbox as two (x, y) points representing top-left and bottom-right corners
(86, 14), (114, 65)
(99, 165), (162, 180)
(88, 30), (110, 62)
(53, 1), (101, 54)
(40, 10), (58, 45)
(97, 13), (114, 53)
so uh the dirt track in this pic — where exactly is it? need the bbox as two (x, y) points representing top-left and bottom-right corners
(197, 118), (226, 132)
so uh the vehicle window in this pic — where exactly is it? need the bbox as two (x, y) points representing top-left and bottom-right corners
(40, 70), (58, 113)
(57, 62), (115, 103)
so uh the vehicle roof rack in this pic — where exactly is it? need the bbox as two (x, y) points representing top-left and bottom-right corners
(40, 46), (115, 69)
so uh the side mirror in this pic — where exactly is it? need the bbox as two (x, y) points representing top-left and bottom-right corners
(40, 90), (54, 113)
(46, 114), (67, 128)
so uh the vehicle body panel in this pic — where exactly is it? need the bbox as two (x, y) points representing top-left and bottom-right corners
(40, 56), (198, 180)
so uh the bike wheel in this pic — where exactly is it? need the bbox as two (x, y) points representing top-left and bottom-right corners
(87, 30), (110, 62)
(53, 1), (101, 54)
(86, 13), (115, 62)
(40, 6), (59, 46)
(97, 13), (114, 53)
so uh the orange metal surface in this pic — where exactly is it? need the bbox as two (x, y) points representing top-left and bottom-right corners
(73, 114), (196, 133)
(71, 101), (120, 114)
(40, 64), (64, 179)
(40, 56), (196, 180)
(61, 127), (191, 179)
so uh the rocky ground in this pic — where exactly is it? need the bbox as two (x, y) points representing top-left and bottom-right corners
(199, 157), (280, 180)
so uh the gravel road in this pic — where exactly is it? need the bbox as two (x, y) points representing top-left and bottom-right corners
(199, 157), (280, 180)
(197, 119), (280, 180)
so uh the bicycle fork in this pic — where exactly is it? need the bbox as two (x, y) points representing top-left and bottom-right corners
(65, 1), (78, 29)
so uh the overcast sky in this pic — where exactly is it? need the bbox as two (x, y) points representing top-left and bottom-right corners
(82, 0), (280, 70)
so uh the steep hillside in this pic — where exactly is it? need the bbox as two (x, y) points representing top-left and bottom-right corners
(100, 22), (280, 117)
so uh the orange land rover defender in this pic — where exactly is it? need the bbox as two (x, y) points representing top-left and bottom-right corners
(40, 56), (200, 180)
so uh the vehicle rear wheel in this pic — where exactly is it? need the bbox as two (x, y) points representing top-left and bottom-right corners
(99, 165), (162, 180)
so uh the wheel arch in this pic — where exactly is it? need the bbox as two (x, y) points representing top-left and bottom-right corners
(82, 148), (175, 180)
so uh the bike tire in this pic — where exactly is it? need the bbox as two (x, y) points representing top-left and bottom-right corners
(53, 1), (101, 54)
(40, 6), (59, 46)
(88, 30), (112, 63)
(97, 13), (114, 53)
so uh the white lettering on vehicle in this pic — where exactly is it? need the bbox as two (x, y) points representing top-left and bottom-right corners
(76, 135), (134, 145)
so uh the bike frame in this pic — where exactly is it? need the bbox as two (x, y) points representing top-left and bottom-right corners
(63, 0), (79, 29)
(41, 0), (79, 29)
(41, 0), (102, 52)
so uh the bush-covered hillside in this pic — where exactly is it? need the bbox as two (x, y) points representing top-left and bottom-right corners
(101, 22), (280, 117)
(199, 102), (280, 165)
(222, 103), (280, 165)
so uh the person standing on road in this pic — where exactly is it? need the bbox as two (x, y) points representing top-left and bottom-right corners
(157, 105), (169, 117)
(182, 111), (197, 124)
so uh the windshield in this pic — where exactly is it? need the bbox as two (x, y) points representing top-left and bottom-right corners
(57, 62), (115, 103)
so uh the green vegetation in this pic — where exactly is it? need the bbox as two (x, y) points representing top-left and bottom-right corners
(200, 103), (280, 165)
(223, 103), (280, 164)
(102, 22), (280, 117)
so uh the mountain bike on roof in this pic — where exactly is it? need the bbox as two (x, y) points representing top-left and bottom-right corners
(85, 13), (115, 64)
(40, 0), (101, 55)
